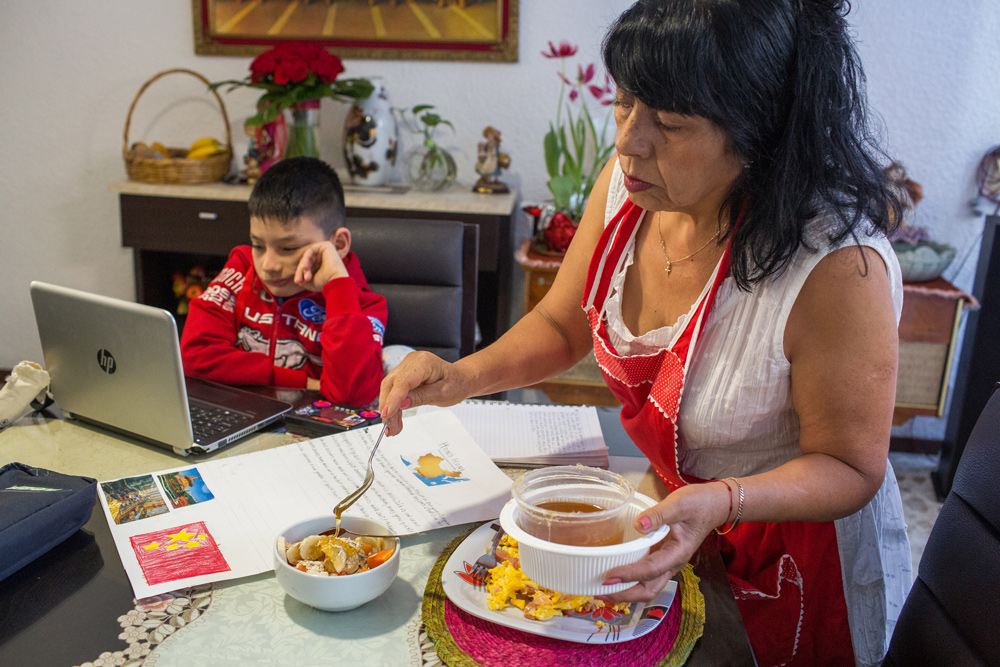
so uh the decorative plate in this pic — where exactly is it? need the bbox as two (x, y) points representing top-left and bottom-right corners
(440, 521), (677, 644)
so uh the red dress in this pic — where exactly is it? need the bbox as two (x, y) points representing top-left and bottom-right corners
(582, 200), (855, 666)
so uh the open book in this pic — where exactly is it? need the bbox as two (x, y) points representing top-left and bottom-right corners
(96, 410), (513, 598)
(418, 402), (609, 468)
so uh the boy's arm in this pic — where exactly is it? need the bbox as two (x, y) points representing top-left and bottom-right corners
(180, 251), (308, 388)
(317, 277), (387, 406)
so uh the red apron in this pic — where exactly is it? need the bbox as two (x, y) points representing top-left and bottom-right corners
(583, 201), (854, 666)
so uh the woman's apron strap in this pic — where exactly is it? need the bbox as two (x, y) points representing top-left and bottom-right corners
(583, 199), (646, 314)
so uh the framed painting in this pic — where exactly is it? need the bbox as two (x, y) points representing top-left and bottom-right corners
(193, 0), (518, 62)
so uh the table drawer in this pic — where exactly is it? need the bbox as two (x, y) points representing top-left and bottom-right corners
(120, 195), (249, 256)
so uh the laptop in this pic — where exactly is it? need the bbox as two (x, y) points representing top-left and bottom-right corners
(29, 281), (292, 456)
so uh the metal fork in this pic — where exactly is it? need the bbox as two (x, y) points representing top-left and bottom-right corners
(470, 523), (504, 588)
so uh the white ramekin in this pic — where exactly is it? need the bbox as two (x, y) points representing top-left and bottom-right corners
(498, 492), (669, 596)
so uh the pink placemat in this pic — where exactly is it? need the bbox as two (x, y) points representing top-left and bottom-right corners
(444, 592), (681, 667)
(422, 528), (705, 667)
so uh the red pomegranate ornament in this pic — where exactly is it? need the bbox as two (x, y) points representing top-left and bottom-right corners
(543, 211), (578, 254)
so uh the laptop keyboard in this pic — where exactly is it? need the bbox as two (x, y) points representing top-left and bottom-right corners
(189, 402), (253, 444)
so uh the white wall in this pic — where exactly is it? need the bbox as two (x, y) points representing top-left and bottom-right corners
(852, 0), (1000, 439)
(2, 1), (998, 438)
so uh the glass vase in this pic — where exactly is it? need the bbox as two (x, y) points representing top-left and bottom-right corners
(406, 145), (457, 192)
(284, 101), (320, 160)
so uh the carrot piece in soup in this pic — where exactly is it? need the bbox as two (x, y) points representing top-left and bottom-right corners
(367, 549), (394, 569)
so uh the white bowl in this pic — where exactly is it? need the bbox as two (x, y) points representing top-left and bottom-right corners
(498, 493), (669, 596)
(274, 515), (400, 612)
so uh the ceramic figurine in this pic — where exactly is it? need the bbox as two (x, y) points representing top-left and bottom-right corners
(343, 77), (398, 187)
(473, 126), (511, 194)
(241, 115), (286, 184)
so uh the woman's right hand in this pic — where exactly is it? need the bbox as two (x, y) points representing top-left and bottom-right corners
(601, 480), (732, 604)
(377, 351), (475, 435)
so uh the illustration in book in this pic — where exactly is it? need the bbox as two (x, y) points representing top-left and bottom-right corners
(401, 451), (469, 487)
(100, 475), (170, 525)
(158, 467), (215, 509)
(129, 521), (230, 586)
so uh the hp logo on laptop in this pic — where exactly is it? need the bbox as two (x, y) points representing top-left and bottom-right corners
(97, 349), (117, 374)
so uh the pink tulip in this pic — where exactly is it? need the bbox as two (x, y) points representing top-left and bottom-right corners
(542, 41), (578, 58)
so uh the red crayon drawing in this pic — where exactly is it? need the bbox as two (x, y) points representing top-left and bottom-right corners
(130, 521), (230, 586)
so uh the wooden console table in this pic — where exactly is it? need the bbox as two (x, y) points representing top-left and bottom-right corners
(516, 239), (976, 423)
(894, 277), (976, 425)
(109, 181), (519, 348)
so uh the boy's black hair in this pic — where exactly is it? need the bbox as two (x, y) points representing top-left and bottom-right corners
(248, 157), (347, 237)
(603, 0), (903, 290)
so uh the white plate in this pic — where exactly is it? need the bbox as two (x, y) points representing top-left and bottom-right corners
(441, 521), (677, 644)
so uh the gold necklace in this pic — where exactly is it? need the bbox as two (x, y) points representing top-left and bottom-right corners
(656, 214), (720, 276)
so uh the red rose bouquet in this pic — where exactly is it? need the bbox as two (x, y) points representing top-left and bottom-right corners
(211, 42), (372, 126)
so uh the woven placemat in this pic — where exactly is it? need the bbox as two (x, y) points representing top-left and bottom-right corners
(422, 527), (705, 667)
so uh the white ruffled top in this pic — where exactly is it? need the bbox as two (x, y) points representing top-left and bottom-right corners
(597, 158), (911, 667)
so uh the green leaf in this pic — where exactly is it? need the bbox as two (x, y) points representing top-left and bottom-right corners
(562, 152), (581, 183)
(558, 125), (570, 154)
(412, 104), (434, 114)
(209, 78), (250, 91)
(332, 78), (374, 101)
(258, 103), (281, 124)
(421, 112), (442, 127)
(573, 115), (587, 160)
(543, 127), (561, 178)
(547, 174), (577, 210)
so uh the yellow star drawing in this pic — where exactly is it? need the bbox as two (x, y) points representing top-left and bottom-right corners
(185, 541), (203, 549)
(143, 541), (160, 551)
(165, 543), (184, 551)
(166, 528), (196, 544)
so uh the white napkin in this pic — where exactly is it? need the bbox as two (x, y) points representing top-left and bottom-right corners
(0, 361), (51, 432)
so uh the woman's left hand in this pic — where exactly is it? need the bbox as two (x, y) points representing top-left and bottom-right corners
(600, 481), (730, 603)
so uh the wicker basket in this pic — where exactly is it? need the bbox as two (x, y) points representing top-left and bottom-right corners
(123, 68), (233, 184)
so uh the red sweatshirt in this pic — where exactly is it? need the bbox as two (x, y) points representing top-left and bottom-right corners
(180, 246), (387, 407)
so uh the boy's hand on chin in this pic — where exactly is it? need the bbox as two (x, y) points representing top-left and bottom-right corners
(294, 242), (349, 291)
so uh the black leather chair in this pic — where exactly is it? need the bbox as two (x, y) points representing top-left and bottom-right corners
(348, 217), (478, 362)
(883, 383), (1000, 666)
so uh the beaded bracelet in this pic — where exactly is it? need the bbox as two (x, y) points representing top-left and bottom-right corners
(715, 477), (744, 535)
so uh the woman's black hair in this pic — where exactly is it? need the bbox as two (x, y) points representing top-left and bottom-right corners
(603, 0), (903, 290)
(248, 156), (346, 237)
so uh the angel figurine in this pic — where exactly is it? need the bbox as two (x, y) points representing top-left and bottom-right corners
(473, 125), (511, 194)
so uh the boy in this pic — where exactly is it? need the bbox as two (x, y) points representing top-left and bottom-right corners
(181, 157), (387, 407)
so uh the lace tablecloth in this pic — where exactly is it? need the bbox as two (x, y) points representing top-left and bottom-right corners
(75, 526), (467, 667)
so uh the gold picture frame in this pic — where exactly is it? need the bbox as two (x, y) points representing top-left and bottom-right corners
(193, 0), (518, 62)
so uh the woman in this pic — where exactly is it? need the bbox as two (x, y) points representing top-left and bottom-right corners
(380, 1), (910, 664)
